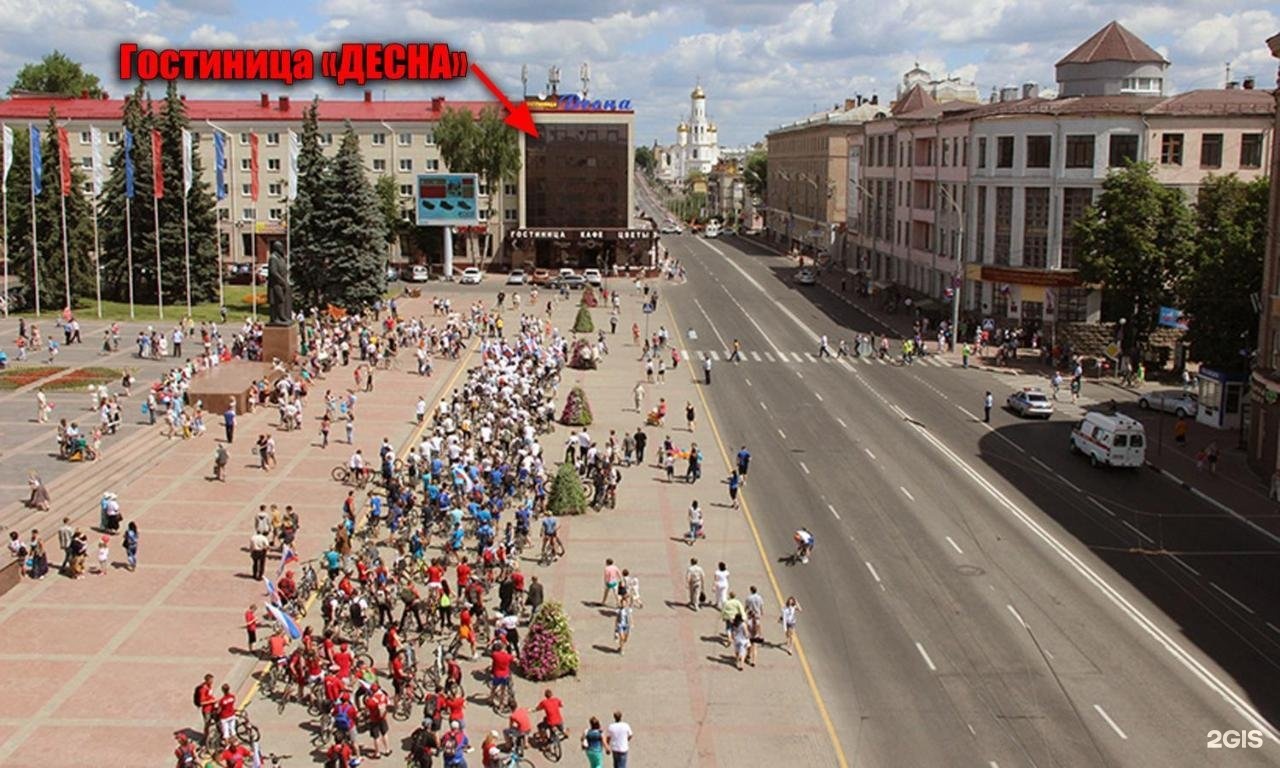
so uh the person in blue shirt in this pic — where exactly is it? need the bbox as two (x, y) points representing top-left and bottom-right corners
(369, 495), (384, 524)
(515, 505), (532, 537)
(324, 549), (341, 580)
(474, 506), (493, 526)
(449, 524), (465, 556)
(736, 446), (751, 482)
(476, 522), (495, 552)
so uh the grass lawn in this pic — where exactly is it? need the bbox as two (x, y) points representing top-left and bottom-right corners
(7, 286), (400, 324)
(0, 365), (121, 390)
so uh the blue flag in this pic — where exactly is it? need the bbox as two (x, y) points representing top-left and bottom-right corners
(264, 601), (302, 639)
(213, 131), (226, 201)
(28, 124), (41, 195)
(123, 129), (135, 199)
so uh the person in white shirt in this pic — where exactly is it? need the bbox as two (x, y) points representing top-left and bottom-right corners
(605, 711), (633, 767)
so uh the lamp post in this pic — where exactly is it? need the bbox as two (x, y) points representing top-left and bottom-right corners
(937, 183), (965, 351)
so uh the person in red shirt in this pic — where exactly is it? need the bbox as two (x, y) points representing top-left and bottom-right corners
(243, 604), (258, 653)
(504, 706), (533, 753)
(220, 737), (252, 768)
(287, 648), (308, 704)
(489, 642), (513, 704)
(332, 642), (354, 681)
(278, 570), (297, 603)
(457, 606), (476, 659)
(423, 685), (447, 731)
(215, 683), (238, 742)
(267, 627), (287, 663)
(337, 573), (356, 598)
(390, 648), (410, 698)
(173, 732), (197, 767)
(444, 689), (467, 730)
(455, 558), (471, 594)
(326, 737), (356, 767)
(323, 669), (346, 707)
(535, 688), (565, 738)
(365, 682), (392, 757)
(194, 673), (216, 743)
(426, 560), (444, 591)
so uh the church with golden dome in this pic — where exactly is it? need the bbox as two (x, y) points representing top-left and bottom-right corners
(655, 82), (721, 185)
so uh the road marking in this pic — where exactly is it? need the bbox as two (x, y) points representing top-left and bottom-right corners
(865, 561), (882, 585)
(828, 504), (840, 520)
(945, 536), (964, 555)
(777, 428), (787, 440)
(1007, 604), (1028, 628)
(1121, 520), (1154, 544)
(751, 351), (761, 361)
(805, 352), (818, 362)
(760, 401), (768, 411)
(900, 486), (915, 501)
(693, 297), (731, 352)
(791, 352), (803, 362)
(915, 642), (937, 672)
(1169, 555), (1200, 577)
(795, 370), (804, 379)
(1055, 473), (1083, 493)
(967, 723), (976, 736)
(696, 350), (706, 360)
(799, 461), (810, 475)
(864, 448), (876, 460)
(1267, 622), (1280, 635)
(745, 378), (752, 387)
(836, 417), (848, 429)
(1087, 496), (1116, 517)
(765, 352), (776, 362)
(814, 392), (824, 402)
(1093, 705), (1128, 740)
(1031, 456), (1054, 473)
(710, 350), (720, 361)
(1210, 582), (1255, 614)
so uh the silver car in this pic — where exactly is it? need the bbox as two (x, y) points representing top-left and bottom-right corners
(1138, 390), (1198, 417)
(795, 268), (817, 286)
(1007, 388), (1054, 418)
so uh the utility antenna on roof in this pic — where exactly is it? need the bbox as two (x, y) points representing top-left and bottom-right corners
(521, 65), (528, 98)
(1224, 61), (1231, 88)
(547, 66), (561, 97)
(580, 62), (590, 99)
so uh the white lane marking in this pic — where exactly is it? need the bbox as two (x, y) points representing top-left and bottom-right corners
(799, 461), (811, 475)
(836, 417), (848, 429)
(710, 350), (720, 361)
(865, 561), (882, 585)
(1267, 622), (1280, 635)
(892, 410), (1279, 742)
(989, 762), (1000, 768)
(745, 378), (752, 387)
(967, 723), (975, 736)
(1186, 485), (1280, 548)
(840, 359), (856, 372)
(765, 352), (776, 362)
(795, 370), (804, 379)
(1031, 456), (1054, 473)
(864, 448), (876, 460)
(1007, 604), (1028, 629)
(1093, 705), (1128, 740)
(1087, 496), (1116, 517)
(1121, 520), (1155, 544)
(777, 428), (787, 440)
(696, 350), (706, 361)
(1210, 582), (1255, 614)
(900, 486), (915, 501)
(814, 392), (824, 402)
(1055, 473), (1083, 493)
(714, 280), (788, 357)
(805, 352), (818, 362)
(751, 351), (761, 361)
(692, 298), (731, 352)
(945, 536), (964, 555)
(791, 352), (803, 363)
(828, 504), (840, 520)
(759, 401), (768, 411)
(1170, 555), (1200, 577)
(915, 642), (937, 672)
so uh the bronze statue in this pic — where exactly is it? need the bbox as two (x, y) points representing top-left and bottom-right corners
(267, 241), (292, 325)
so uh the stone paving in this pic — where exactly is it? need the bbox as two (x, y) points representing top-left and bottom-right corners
(0, 282), (837, 767)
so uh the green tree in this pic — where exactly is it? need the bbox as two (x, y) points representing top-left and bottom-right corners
(744, 149), (768, 200)
(434, 107), (521, 266)
(374, 175), (405, 254)
(573, 306), (595, 333)
(1073, 162), (1193, 358)
(97, 84), (158, 308)
(1179, 175), (1269, 370)
(320, 125), (387, 310)
(3, 109), (95, 311)
(9, 51), (103, 97)
(547, 462), (588, 514)
(154, 80), (221, 309)
(634, 145), (655, 174)
(289, 98), (332, 310)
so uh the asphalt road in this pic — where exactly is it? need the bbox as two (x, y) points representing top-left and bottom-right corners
(637, 180), (1279, 767)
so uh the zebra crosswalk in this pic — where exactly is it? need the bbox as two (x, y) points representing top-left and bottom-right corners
(687, 350), (952, 367)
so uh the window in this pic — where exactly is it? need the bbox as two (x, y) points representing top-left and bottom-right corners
(1120, 77), (1162, 94)
(268, 182), (282, 197)
(1065, 135), (1094, 168)
(426, 159), (439, 171)
(371, 133), (386, 146)
(268, 208), (283, 221)
(372, 159), (386, 171)
(218, 209), (230, 221)
(1025, 136), (1051, 168)
(238, 133), (249, 145)
(1200, 133), (1222, 169)
(504, 208), (517, 222)
(1241, 133), (1264, 168)
(479, 181), (489, 195)
(79, 131), (91, 145)
(241, 183), (252, 195)
(977, 137), (987, 169)
(994, 187), (1013, 265)
(478, 208), (488, 221)
(107, 131), (121, 145)
(1023, 187), (1050, 268)
(1160, 133), (1183, 165)
(398, 158), (413, 172)
(1108, 135), (1138, 167)
(241, 207), (255, 220)
(265, 132), (280, 146)
(503, 183), (517, 195)
(1060, 188), (1093, 270)
(80, 157), (93, 169)
(266, 158), (281, 172)
(399, 184), (413, 198)
(996, 137), (1014, 168)
(424, 129), (436, 145)
(398, 132), (412, 146)
(941, 139), (950, 167)
(191, 132), (200, 144)
(319, 133), (333, 146)
(240, 158), (251, 172)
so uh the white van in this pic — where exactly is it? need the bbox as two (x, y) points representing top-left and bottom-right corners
(703, 221), (722, 238)
(1069, 412), (1146, 468)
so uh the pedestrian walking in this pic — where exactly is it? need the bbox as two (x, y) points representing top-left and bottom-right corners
(1051, 371), (1063, 400)
(610, 315), (618, 334)
(727, 470), (741, 508)
(605, 712), (633, 768)
(817, 334), (831, 358)
(57, 517), (74, 575)
(614, 603), (632, 654)
(962, 343), (971, 369)
(729, 339), (742, 362)
(250, 530), (270, 580)
(736, 446), (750, 482)
(1173, 415), (1188, 447)
(633, 427), (647, 465)
(582, 716), (607, 768)
(123, 521), (139, 571)
(601, 559), (622, 607)
(779, 596), (802, 655)
(632, 382), (644, 412)
(223, 402), (236, 443)
(685, 401), (696, 432)
(713, 562), (730, 609)
(685, 558), (705, 610)
(731, 615), (750, 669)
(95, 535), (110, 575)
(345, 411), (355, 444)
(703, 356), (712, 385)
(983, 391), (993, 423)
(244, 604), (258, 652)
(35, 388), (51, 424)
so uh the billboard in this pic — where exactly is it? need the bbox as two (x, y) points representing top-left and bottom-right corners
(416, 173), (479, 226)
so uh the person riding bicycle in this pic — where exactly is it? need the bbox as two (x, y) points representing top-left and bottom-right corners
(489, 641), (514, 701)
(794, 527), (815, 563)
(504, 706), (533, 755)
(348, 450), (370, 485)
(540, 514), (561, 558)
(534, 688), (566, 742)
(408, 719), (440, 768)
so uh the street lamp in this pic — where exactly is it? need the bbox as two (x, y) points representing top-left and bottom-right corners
(937, 183), (965, 351)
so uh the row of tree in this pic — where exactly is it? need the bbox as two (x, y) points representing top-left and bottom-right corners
(1076, 162), (1268, 371)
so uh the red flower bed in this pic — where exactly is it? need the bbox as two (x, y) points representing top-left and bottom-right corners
(0, 366), (66, 390)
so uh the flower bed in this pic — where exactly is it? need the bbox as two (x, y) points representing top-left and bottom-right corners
(0, 366), (121, 391)
(0, 366), (66, 390)
(45, 367), (122, 391)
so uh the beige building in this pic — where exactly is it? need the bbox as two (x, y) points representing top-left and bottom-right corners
(1249, 32), (1280, 482)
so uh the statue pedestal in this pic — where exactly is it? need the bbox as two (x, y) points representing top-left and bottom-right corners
(261, 324), (300, 364)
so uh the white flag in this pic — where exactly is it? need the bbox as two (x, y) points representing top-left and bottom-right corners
(287, 129), (299, 201)
(2, 124), (12, 192)
(181, 129), (193, 194)
(89, 126), (104, 197)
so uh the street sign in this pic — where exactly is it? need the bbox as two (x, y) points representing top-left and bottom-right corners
(1105, 342), (1120, 360)
(643, 304), (654, 314)
(687, 329), (698, 340)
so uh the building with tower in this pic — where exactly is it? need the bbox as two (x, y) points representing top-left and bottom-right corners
(655, 83), (721, 185)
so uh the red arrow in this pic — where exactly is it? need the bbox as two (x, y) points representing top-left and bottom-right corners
(470, 64), (539, 139)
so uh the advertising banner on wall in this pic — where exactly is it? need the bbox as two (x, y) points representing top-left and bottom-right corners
(416, 173), (480, 226)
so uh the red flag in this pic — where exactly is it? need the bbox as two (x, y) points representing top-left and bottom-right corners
(56, 127), (72, 196)
(249, 133), (259, 202)
(151, 130), (163, 198)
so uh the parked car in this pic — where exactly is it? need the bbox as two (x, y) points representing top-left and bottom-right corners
(530, 269), (552, 285)
(659, 222), (682, 234)
(257, 263), (269, 281)
(794, 268), (817, 286)
(405, 265), (430, 283)
(1007, 387), (1054, 418)
(226, 263), (252, 285)
(582, 268), (603, 286)
(506, 269), (526, 285)
(1137, 389), (1198, 417)
(558, 268), (577, 279)
(459, 267), (483, 285)
(703, 221), (722, 238)
(385, 266), (400, 282)
(1070, 411), (1146, 468)
(549, 274), (587, 290)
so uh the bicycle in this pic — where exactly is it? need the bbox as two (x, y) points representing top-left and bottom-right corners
(539, 534), (564, 566)
(501, 736), (536, 768)
(331, 465), (370, 489)
(490, 678), (516, 715)
(529, 724), (565, 763)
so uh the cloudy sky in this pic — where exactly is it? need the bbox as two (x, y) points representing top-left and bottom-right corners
(0, 0), (1273, 148)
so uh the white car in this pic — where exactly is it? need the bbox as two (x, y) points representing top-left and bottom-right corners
(459, 267), (483, 285)
(506, 269), (526, 285)
(582, 268), (603, 286)
(1138, 390), (1198, 417)
(1007, 388), (1054, 418)
(659, 222), (682, 234)
(406, 265), (430, 283)
(794, 268), (817, 286)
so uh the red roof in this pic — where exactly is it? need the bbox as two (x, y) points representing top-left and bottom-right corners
(1057, 21), (1167, 66)
(0, 94), (500, 123)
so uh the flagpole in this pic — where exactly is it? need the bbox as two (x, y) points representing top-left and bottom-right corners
(59, 192), (70, 311)
(125, 197), (134, 319)
(2, 178), (7, 318)
(29, 170), (39, 317)
(92, 200), (101, 318)
(154, 200), (164, 320)
(182, 180), (191, 316)
(251, 210), (258, 322)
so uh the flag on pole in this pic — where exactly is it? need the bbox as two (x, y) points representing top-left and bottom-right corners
(249, 132), (259, 201)
(275, 544), (299, 579)
(28, 125), (42, 195)
(213, 131), (226, 200)
(151, 130), (163, 199)
(2, 125), (13, 192)
(263, 601), (302, 639)
(181, 129), (192, 194)
(123, 129), (135, 199)
(252, 741), (263, 768)
(287, 129), (299, 201)
(56, 127), (71, 196)
(262, 576), (280, 605)
(89, 127), (104, 197)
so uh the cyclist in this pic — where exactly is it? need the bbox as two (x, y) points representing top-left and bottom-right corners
(348, 450), (368, 486)
(534, 688), (566, 743)
(408, 720), (440, 768)
(794, 527), (815, 563)
(504, 706), (533, 755)
(540, 514), (563, 561)
(489, 641), (514, 706)
(173, 733), (198, 767)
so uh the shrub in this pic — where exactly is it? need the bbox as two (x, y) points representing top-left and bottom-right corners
(580, 286), (599, 308)
(547, 462), (587, 516)
(568, 339), (597, 370)
(519, 602), (579, 680)
(559, 385), (594, 425)
(573, 305), (595, 333)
